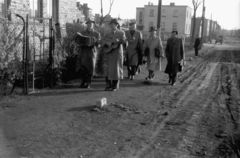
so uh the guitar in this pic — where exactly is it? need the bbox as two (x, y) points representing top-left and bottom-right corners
(101, 38), (119, 53)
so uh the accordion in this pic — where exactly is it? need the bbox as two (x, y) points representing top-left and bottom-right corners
(74, 32), (95, 46)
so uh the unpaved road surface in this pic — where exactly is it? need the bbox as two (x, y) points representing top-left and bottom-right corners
(1, 44), (240, 158)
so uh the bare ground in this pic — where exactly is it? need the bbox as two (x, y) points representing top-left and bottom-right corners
(1, 44), (240, 158)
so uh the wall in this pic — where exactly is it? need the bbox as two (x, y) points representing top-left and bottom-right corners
(58, 0), (78, 26)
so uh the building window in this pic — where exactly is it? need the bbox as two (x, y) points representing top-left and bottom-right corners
(29, 0), (38, 17)
(173, 22), (177, 30)
(185, 24), (188, 32)
(161, 22), (165, 30)
(149, 22), (153, 28)
(150, 9), (154, 17)
(139, 11), (143, 19)
(52, 0), (59, 23)
(139, 11), (142, 24)
(173, 9), (178, 17)
(161, 9), (166, 17)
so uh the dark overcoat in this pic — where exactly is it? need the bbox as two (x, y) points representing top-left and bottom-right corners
(194, 37), (201, 48)
(75, 29), (101, 75)
(164, 37), (185, 75)
(125, 30), (143, 66)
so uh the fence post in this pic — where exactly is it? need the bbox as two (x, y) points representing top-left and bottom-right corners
(49, 18), (54, 87)
(25, 14), (29, 94)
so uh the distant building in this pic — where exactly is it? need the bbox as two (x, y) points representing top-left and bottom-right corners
(81, 3), (94, 21)
(191, 17), (222, 42)
(76, 2), (86, 23)
(136, 2), (192, 39)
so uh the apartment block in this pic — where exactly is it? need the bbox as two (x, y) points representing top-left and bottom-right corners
(136, 2), (192, 38)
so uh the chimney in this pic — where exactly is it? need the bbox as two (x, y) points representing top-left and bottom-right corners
(151, 3), (153, 5)
(148, 2), (150, 5)
(170, 2), (175, 6)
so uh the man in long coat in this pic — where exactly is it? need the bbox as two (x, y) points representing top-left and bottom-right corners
(125, 22), (143, 80)
(101, 19), (127, 91)
(76, 18), (101, 88)
(165, 30), (185, 86)
(143, 26), (164, 81)
(194, 34), (201, 56)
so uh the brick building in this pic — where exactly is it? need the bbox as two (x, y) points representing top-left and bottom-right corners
(0, 0), (90, 61)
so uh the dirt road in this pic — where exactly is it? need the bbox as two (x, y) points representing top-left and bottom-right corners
(1, 44), (240, 158)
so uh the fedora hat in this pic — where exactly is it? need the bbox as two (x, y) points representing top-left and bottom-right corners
(171, 30), (178, 35)
(109, 19), (119, 25)
(85, 18), (95, 24)
(149, 26), (157, 32)
(129, 21), (136, 26)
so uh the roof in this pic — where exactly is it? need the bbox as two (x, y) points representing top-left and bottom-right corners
(143, 5), (192, 10)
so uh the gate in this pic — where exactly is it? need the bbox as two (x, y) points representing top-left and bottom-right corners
(23, 15), (57, 94)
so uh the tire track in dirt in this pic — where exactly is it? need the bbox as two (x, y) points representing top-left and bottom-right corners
(125, 49), (222, 158)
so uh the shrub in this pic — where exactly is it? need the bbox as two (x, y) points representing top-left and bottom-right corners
(0, 18), (23, 97)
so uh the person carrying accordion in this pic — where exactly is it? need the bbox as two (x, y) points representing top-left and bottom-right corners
(74, 18), (101, 88)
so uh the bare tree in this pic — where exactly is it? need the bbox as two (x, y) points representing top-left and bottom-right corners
(191, 0), (202, 45)
(99, 0), (114, 26)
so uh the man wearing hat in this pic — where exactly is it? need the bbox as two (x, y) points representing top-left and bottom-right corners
(76, 18), (101, 88)
(164, 30), (185, 86)
(101, 19), (127, 91)
(143, 26), (164, 81)
(125, 21), (143, 80)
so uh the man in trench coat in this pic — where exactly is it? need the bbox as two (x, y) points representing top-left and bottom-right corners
(76, 18), (101, 88)
(101, 19), (127, 91)
(165, 30), (185, 86)
(125, 22), (143, 80)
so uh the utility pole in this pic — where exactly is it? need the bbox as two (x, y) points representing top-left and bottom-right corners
(156, 0), (162, 36)
(200, 0), (205, 46)
(157, 0), (162, 36)
(157, 0), (162, 70)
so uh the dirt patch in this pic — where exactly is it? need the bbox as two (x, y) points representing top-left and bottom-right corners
(1, 46), (240, 158)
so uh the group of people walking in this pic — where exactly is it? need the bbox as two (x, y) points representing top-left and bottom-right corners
(75, 18), (185, 91)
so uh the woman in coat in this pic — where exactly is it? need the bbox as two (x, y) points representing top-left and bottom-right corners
(101, 19), (127, 91)
(164, 30), (185, 86)
(143, 26), (164, 81)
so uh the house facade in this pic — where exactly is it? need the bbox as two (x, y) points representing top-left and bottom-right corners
(136, 2), (192, 38)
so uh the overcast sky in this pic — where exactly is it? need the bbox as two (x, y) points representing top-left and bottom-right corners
(77, 0), (240, 30)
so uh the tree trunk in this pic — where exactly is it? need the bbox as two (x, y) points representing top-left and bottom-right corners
(191, 10), (197, 47)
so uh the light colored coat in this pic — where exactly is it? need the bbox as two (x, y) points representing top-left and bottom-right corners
(102, 30), (126, 80)
(144, 35), (164, 71)
(125, 30), (143, 66)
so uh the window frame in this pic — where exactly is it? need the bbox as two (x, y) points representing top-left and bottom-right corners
(149, 9), (154, 17)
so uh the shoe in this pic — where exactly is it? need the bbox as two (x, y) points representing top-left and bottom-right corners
(168, 79), (172, 84)
(130, 75), (134, 80)
(172, 82), (176, 86)
(111, 88), (117, 92)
